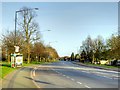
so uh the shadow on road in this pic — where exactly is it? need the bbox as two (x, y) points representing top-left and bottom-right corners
(24, 76), (54, 85)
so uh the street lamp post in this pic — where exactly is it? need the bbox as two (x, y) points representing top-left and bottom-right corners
(13, 8), (39, 68)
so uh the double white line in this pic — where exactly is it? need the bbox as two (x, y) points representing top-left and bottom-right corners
(33, 67), (37, 76)
(31, 67), (40, 88)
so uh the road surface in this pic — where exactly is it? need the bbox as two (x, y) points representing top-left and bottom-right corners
(33, 61), (119, 88)
(2, 61), (119, 89)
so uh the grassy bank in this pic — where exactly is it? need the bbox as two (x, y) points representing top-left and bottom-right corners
(83, 62), (119, 69)
(1, 66), (16, 78)
(0, 62), (17, 78)
(1, 59), (59, 78)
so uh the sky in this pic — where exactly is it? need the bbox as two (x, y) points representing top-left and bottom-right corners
(1, 2), (118, 57)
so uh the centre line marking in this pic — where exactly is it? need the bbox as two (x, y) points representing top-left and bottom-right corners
(71, 78), (74, 81)
(77, 81), (82, 84)
(85, 85), (91, 88)
(33, 67), (37, 76)
(66, 76), (70, 78)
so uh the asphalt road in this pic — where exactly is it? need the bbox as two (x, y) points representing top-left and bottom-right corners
(33, 61), (119, 88)
(2, 61), (119, 89)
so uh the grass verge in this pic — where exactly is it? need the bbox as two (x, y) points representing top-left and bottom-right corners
(1, 66), (16, 78)
(83, 62), (120, 69)
(0, 62), (17, 78)
(1, 59), (59, 78)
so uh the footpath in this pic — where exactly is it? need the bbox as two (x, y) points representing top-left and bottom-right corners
(72, 61), (120, 72)
(2, 65), (37, 88)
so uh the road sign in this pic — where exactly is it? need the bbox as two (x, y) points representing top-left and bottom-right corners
(11, 53), (23, 68)
(16, 54), (23, 67)
(14, 46), (19, 52)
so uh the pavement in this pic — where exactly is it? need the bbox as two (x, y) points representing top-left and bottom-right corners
(2, 66), (37, 88)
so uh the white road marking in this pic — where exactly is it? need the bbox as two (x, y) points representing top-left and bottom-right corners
(103, 76), (112, 79)
(66, 76), (70, 78)
(85, 85), (91, 88)
(33, 70), (35, 76)
(81, 71), (89, 73)
(71, 78), (75, 81)
(63, 75), (66, 76)
(112, 75), (119, 77)
(77, 81), (82, 84)
(33, 67), (37, 76)
(31, 67), (40, 88)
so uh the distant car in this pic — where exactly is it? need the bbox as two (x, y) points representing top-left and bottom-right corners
(64, 57), (67, 61)
(108, 60), (119, 66)
(100, 60), (108, 65)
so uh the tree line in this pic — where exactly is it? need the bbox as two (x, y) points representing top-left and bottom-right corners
(70, 33), (120, 63)
(1, 7), (59, 63)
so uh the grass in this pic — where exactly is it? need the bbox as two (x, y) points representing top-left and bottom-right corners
(84, 62), (119, 69)
(0, 62), (17, 78)
(1, 66), (16, 78)
(0, 59), (59, 78)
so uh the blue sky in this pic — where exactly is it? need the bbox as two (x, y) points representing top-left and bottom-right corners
(2, 2), (118, 57)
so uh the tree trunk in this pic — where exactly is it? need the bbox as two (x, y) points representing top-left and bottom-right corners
(27, 53), (30, 63)
(27, 41), (31, 64)
(92, 53), (95, 64)
(7, 51), (10, 64)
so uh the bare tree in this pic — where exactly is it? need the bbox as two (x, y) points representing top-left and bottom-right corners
(2, 30), (24, 63)
(18, 7), (40, 63)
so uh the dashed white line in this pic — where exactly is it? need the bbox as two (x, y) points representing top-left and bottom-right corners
(31, 67), (40, 88)
(77, 81), (82, 84)
(103, 76), (112, 79)
(66, 76), (70, 78)
(84, 85), (91, 88)
(33, 67), (37, 76)
(63, 75), (66, 76)
(71, 78), (75, 81)
(33, 70), (35, 76)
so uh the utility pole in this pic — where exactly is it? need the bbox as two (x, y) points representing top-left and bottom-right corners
(13, 8), (39, 67)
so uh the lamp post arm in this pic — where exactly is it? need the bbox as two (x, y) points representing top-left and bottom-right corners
(15, 11), (17, 46)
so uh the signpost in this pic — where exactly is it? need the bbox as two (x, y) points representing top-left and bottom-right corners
(11, 54), (15, 68)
